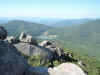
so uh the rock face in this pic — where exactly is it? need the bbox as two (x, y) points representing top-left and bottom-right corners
(14, 42), (56, 66)
(25, 67), (49, 75)
(0, 26), (7, 40)
(39, 40), (63, 56)
(14, 42), (54, 57)
(0, 40), (28, 75)
(14, 40), (76, 66)
(14, 42), (40, 56)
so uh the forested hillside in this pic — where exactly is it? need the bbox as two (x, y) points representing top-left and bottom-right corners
(48, 19), (100, 42)
(0, 20), (51, 37)
(48, 19), (100, 59)
(50, 19), (92, 27)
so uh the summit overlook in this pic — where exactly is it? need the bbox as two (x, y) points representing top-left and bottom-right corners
(0, 26), (87, 75)
(0, 18), (100, 75)
(0, 0), (100, 75)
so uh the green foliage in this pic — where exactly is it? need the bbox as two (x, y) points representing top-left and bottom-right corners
(48, 19), (100, 60)
(22, 45), (100, 75)
(48, 19), (100, 44)
(28, 55), (42, 66)
(62, 47), (100, 75)
(24, 54), (60, 67)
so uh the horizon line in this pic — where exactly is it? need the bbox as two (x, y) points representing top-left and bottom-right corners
(0, 16), (99, 19)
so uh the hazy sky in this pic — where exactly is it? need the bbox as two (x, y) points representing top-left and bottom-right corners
(0, 0), (100, 18)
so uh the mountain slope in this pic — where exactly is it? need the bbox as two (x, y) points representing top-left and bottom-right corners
(48, 19), (100, 43)
(0, 20), (51, 37)
(74, 19), (100, 43)
(51, 19), (92, 27)
(48, 19), (100, 59)
(0, 17), (64, 25)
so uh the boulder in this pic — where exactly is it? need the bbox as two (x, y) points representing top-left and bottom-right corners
(48, 63), (86, 75)
(39, 40), (52, 47)
(39, 40), (64, 57)
(0, 40), (28, 75)
(19, 32), (37, 45)
(0, 26), (7, 40)
(5, 36), (16, 44)
(14, 42), (44, 56)
(19, 32), (26, 41)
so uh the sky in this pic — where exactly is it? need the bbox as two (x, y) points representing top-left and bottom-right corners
(0, 0), (100, 19)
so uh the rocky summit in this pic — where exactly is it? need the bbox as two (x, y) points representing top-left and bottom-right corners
(0, 26), (7, 40)
(0, 27), (86, 75)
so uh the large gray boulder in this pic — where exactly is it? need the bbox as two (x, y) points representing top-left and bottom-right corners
(48, 63), (86, 75)
(14, 42), (54, 56)
(14, 42), (55, 65)
(0, 40), (28, 75)
(39, 40), (62, 56)
(0, 26), (7, 40)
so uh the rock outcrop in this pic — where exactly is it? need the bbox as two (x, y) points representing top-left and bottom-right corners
(5, 36), (16, 44)
(19, 32), (37, 45)
(14, 40), (65, 66)
(39, 40), (63, 57)
(14, 42), (53, 56)
(39, 40), (53, 47)
(0, 26), (7, 40)
(0, 40), (28, 75)
(14, 39), (77, 66)
(0, 27), (87, 75)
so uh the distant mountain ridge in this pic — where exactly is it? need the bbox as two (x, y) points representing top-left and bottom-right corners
(48, 19), (100, 43)
(50, 19), (93, 27)
(0, 17), (64, 25)
(0, 20), (51, 37)
(0, 17), (93, 27)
